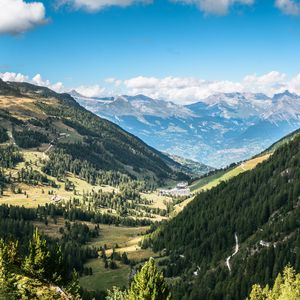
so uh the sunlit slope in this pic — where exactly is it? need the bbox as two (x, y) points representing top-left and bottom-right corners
(190, 128), (300, 194)
(191, 154), (271, 193)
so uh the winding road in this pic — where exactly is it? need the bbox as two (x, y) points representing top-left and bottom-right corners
(226, 233), (239, 273)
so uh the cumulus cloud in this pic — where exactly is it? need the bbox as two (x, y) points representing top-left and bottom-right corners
(0, 72), (64, 93)
(2, 71), (300, 104)
(275, 0), (300, 15)
(0, 0), (47, 35)
(0, 71), (109, 98)
(0, 72), (29, 82)
(171, 0), (254, 15)
(123, 76), (244, 103)
(105, 77), (122, 86)
(57, 0), (152, 12)
(75, 85), (106, 97)
(117, 71), (300, 104)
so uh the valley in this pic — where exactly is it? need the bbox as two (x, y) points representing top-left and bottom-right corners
(74, 91), (300, 168)
(2, 3), (300, 299)
(0, 80), (192, 298)
(0, 80), (299, 300)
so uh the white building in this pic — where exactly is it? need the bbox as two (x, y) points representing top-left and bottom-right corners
(159, 182), (190, 197)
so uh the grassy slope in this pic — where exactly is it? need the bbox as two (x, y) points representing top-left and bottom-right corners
(80, 224), (156, 291)
(204, 128), (299, 195)
(191, 154), (271, 194)
(191, 128), (300, 195)
(79, 259), (130, 292)
(33, 218), (156, 292)
(0, 148), (172, 222)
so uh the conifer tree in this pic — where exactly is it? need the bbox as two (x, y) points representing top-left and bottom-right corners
(67, 269), (81, 299)
(23, 228), (50, 280)
(247, 266), (300, 300)
(0, 240), (10, 291)
(106, 286), (128, 300)
(127, 257), (172, 300)
(0, 240), (17, 299)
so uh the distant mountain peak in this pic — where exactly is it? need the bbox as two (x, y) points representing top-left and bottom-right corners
(273, 90), (299, 101)
(69, 89), (84, 98)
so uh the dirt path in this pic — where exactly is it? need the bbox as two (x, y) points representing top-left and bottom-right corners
(226, 233), (239, 273)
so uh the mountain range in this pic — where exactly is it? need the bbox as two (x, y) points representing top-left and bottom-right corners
(72, 91), (300, 168)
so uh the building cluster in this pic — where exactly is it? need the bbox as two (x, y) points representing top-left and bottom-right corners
(159, 182), (191, 197)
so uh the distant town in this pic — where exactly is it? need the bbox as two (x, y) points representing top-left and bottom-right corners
(159, 182), (191, 197)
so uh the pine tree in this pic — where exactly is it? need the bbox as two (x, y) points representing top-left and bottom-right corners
(23, 228), (50, 280)
(67, 269), (81, 299)
(247, 265), (300, 300)
(121, 252), (129, 265)
(0, 240), (17, 299)
(106, 286), (128, 300)
(0, 240), (9, 290)
(127, 257), (172, 300)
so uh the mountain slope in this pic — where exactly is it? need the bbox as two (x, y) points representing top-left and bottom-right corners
(148, 130), (300, 299)
(190, 129), (300, 193)
(0, 79), (187, 184)
(166, 153), (214, 177)
(73, 92), (300, 168)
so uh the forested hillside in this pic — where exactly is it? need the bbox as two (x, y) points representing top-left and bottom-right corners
(149, 131), (300, 299)
(0, 79), (187, 184)
(0, 79), (191, 298)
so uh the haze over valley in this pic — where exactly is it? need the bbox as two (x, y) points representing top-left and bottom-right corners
(73, 90), (300, 167)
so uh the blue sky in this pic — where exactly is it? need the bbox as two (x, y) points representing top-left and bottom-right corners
(1, 0), (300, 102)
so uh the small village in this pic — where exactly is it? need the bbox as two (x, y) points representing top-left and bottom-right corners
(159, 182), (191, 198)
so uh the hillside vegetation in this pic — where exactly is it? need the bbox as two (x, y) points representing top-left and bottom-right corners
(0, 80), (191, 297)
(190, 154), (270, 193)
(0, 79), (187, 184)
(190, 128), (300, 194)
(148, 131), (300, 299)
(247, 266), (300, 300)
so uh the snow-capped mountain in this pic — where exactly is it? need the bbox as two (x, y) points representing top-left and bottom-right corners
(72, 91), (300, 168)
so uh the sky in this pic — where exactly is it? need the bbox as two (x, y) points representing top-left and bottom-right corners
(1, 0), (300, 104)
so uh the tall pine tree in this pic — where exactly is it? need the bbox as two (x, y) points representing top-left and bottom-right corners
(23, 228), (50, 280)
(127, 257), (172, 300)
(247, 266), (300, 300)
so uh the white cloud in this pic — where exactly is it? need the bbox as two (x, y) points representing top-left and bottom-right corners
(105, 77), (122, 86)
(57, 0), (151, 12)
(171, 0), (254, 15)
(275, 0), (300, 15)
(0, 71), (108, 98)
(0, 72), (29, 82)
(2, 71), (300, 105)
(75, 85), (106, 97)
(243, 71), (288, 94)
(0, 72), (64, 93)
(0, 0), (47, 35)
(123, 76), (244, 103)
(117, 71), (300, 104)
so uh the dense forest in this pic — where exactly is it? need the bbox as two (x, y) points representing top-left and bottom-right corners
(0, 231), (172, 300)
(148, 133), (300, 299)
(0, 203), (152, 299)
(247, 265), (300, 300)
(0, 229), (82, 299)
